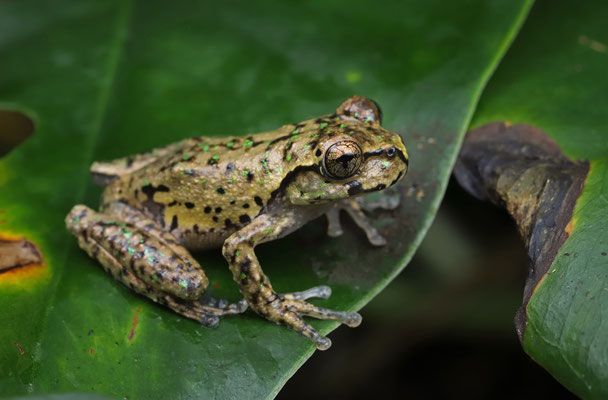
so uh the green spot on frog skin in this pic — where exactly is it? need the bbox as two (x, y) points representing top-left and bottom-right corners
(128, 247), (135, 255)
(376, 135), (382, 140)
(339, 123), (345, 128)
(265, 227), (272, 234)
(292, 128), (300, 134)
(319, 122), (328, 129)
(226, 141), (234, 147)
(311, 133), (320, 138)
(213, 146), (219, 150)
(152, 274), (158, 281)
(243, 139), (253, 147)
(179, 280), (188, 288)
(240, 273), (246, 280)
(227, 179), (234, 183)
(303, 144), (310, 150)
(182, 154), (191, 161)
(199, 179), (207, 184)
(286, 153), (292, 162)
(235, 250), (240, 256)
(382, 161), (390, 167)
(202, 145), (209, 151)
(148, 257), (156, 263)
(212, 154), (220, 160)
(143, 180), (149, 186)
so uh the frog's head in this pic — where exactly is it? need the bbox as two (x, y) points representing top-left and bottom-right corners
(287, 96), (408, 204)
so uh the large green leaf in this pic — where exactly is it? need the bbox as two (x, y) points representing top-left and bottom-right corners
(0, 1), (532, 398)
(471, 0), (608, 397)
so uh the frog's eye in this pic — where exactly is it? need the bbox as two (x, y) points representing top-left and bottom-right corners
(323, 140), (363, 180)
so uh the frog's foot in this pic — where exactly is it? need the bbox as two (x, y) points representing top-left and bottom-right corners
(161, 296), (248, 328)
(261, 296), (362, 350)
(325, 196), (400, 246)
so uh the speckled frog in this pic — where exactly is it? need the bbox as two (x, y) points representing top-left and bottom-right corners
(66, 96), (408, 350)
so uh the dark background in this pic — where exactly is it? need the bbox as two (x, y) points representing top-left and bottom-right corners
(279, 179), (577, 399)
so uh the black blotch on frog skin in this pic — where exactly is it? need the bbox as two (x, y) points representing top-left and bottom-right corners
(390, 171), (403, 187)
(168, 200), (177, 207)
(212, 216), (219, 222)
(315, 149), (322, 157)
(185, 202), (195, 209)
(224, 219), (235, 229)
(247, 172), (254, 181)
(363, 183), (386, 193)
(217, 187), (225, 195)
(141, 184), (170, 227)
(282, 142), (293, 160)
(240, 258), (252, 274)
(239, 214), (251, 224)
(346, 181), (362, 195)
(242, 203), (250, 209)
(169, 215), (178, 231)
(226, 162), (235, 173)
(254, 196), (263, 206)
(204, 206), (211, 214)
(215, 207), (222, 214)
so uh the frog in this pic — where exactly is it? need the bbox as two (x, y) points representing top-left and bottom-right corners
(66, 96), (409, 350)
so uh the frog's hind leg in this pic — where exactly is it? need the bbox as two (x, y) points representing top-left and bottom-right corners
(325, 195), (400, 247)
(66, 204), (246, 326)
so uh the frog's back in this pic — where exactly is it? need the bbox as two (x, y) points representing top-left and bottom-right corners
(96, 126), (308, 251)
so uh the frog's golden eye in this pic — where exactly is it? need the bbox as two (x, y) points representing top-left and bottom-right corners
(323, 140), (363, 180)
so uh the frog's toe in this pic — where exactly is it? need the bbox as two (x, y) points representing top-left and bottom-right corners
(325, 207), (344, 238)
(284, 299), (362, 328)
(282, 285), (332, 301)
(200, 314), (220, 328)
(308, 330), (332, 351)
(355, 193), (401, 211)
(235, 298), (249, 312)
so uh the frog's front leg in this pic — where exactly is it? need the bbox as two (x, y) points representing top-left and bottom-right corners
(325, 195), (400, 247)
(66, 204), (246, 327)
(222, 213), (361, 350)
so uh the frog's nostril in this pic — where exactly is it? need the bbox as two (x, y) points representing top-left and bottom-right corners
(386, 147), (396, 157)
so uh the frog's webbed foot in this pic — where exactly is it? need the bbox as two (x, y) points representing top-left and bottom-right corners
(66, 203), (247, 328)
(325, 194), (400, 246)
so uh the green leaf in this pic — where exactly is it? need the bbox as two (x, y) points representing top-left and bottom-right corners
(0, 0), (532, 398)
(471, 0), (608, 397)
